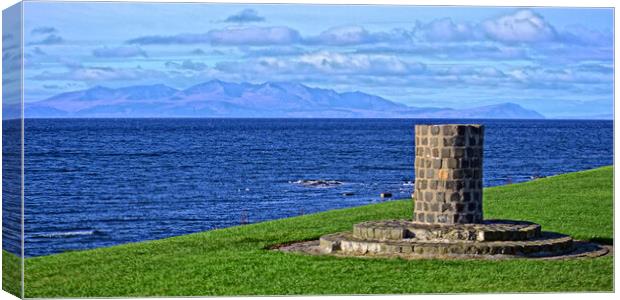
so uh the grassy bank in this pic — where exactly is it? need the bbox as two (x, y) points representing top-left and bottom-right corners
(2, 249), (21, 298)
(21, 166), (613, 296)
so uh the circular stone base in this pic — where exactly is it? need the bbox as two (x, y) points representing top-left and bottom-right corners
(276, 239), (609, 260)
(353, 219), (541, 242)
(272, 219), (610, 259)
(320, 231), (573, 258)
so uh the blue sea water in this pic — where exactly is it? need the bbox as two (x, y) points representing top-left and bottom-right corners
(11, 118), (613, 256)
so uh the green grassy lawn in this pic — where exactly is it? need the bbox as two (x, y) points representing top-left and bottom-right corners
(2, 249), (21, 298)
(18, 166), (614, 296)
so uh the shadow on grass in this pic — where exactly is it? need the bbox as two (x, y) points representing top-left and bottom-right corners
(263, 236), (322, 250)
(589, 237), (613, 245)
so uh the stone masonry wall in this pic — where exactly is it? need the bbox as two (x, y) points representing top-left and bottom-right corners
(413, 124), (484, 225)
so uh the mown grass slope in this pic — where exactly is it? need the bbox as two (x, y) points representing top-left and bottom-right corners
(2, 249), (21, 298)
(23, 166), (613, 296)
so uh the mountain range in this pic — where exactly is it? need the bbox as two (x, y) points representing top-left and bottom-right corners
(25, 80), (545, 119)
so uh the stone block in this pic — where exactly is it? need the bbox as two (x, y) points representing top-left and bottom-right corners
(426, 214), (435, 223)
(463, 192), (471, 202)
(436, 215), (447, 223)
(418, 180), (427, 189)
(424, 191), (433, 201)
(442, 125), (454, 136)
(453, 147), (465, 158)
(415, 201), (423, 210)
(440, 148), (451, 158)
(460, 159), (469, 168)
(444, 158), (458, 168)
(436, 192), (445, 202)
(429, 180), (438, 189)
(449, 192), (460, 202)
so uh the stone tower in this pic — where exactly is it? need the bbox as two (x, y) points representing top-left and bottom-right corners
(313, 123), (589, 259)
(413, 124), (484, 225)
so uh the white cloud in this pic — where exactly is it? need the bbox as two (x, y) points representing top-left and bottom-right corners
(298, 51), (424, 75)
(414, 18), (478, 42)
(32, 65), (165, 82)
(224, 9), (265, 23)
(28, 34), (64, 45)
(209, 26), (301, 45)
(506, 66), (612, 85)
(165, 60), (208, 71)
(93, 46), (147, 58)
(481, 10), (557, 43)
(304, 26), (403, 46)
(31, 26), (57, 35)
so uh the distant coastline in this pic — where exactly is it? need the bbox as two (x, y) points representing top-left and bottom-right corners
(23, 80), (546, 119)
(4, 116), (614, 121)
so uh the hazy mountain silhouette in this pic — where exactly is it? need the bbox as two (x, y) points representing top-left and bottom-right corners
(25, 80), (545, 119)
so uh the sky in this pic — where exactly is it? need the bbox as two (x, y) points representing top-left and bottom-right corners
(16, 1), (615, 118)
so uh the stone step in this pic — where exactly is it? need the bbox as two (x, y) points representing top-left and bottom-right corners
(353, 219), (541, 242)
(321, 231), (573, 258)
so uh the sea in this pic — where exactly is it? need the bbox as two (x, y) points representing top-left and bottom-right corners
(3, 118), (613, 257)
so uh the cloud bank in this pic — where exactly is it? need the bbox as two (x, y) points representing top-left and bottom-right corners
(224, 9), (265, 23)
(31, 26), (58, 35)
(92, 46), (148, 58)
(125, 10), (611, 47)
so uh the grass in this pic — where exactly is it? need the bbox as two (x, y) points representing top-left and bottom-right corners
(16, 166), (615, 296)
(2, 249), (21, 298)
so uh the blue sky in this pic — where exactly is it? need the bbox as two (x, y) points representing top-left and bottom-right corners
(20, 2), (614, 118)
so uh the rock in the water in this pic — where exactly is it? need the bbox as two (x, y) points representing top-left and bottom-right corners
(342, 192), (355, 196)
(380, 192), (393, 198)
(292, 179), (343, 188)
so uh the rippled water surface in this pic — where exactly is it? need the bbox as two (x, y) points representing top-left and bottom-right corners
(17, 118), (612, 256)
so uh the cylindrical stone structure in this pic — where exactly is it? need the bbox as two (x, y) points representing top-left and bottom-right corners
(413, 124), (484, 225)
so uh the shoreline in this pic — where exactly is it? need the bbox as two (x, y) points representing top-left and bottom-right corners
(11, 165), (613, 259)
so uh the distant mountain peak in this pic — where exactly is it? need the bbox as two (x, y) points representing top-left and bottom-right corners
(461, 102), (545, 119)
(89, 85), (109, 90)
(491, 102), (523, 108)
(26, 80), (545, 119)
